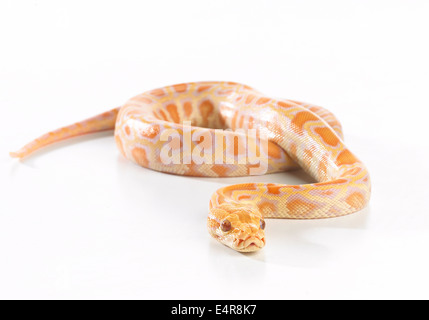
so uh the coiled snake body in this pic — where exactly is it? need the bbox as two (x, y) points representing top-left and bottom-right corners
(11, 81), (371, 252)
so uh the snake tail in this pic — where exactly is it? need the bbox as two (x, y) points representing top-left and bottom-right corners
(10, 108), (120, 159)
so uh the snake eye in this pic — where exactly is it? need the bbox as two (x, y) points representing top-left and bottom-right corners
(221, 219), (232, 232)
(260, 219), (265, 230)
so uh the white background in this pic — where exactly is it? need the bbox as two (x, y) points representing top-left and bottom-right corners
(1, 0), (428, 299)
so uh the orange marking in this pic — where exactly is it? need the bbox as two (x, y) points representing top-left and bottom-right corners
(199, 100), (214, 125)
(238, 115), (244, 128)
(346, 192), (365, 209)
(267, 142), (282, 159)
(238, 194), (252, 201)
(132, 147), (149, 167)
(150, 88), (165, 97)
(314, 127), (340, 147)
(267, 184), (282, 195)
(139, 124), (160, 139)
(245, 94), (255, 104)
(166, 104), (180, 123)
(256, 97), (270, 105)
(158, 109), (169, 121)
(172, 83), (187, 93)
(277, 101), (294, 108)
(336, 149), (358, 166)
(289, 143), (297, 157)
(183, 101), (193, 118)
(291, 111), (320, 134)
(231, 111), (239, 128)
(230, 135), (246, 157)
(124, 125), (131, 136)
(197, 85), (211, 93)
(211, 165), (230, 176)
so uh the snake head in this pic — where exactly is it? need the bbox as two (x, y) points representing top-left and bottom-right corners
(208, 202), (266, 253)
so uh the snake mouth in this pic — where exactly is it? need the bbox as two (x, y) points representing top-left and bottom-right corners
(233, 236), (265, 252)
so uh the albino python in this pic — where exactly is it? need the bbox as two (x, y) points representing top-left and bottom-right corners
(11, 81), (371, 252)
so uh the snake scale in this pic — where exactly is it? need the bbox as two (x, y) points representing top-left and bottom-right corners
(11, 81), (371, 252)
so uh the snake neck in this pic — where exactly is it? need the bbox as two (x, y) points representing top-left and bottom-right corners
(212, 91), (371, 219)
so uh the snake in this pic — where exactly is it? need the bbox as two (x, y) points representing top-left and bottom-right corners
(10, 81), (371, 253)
